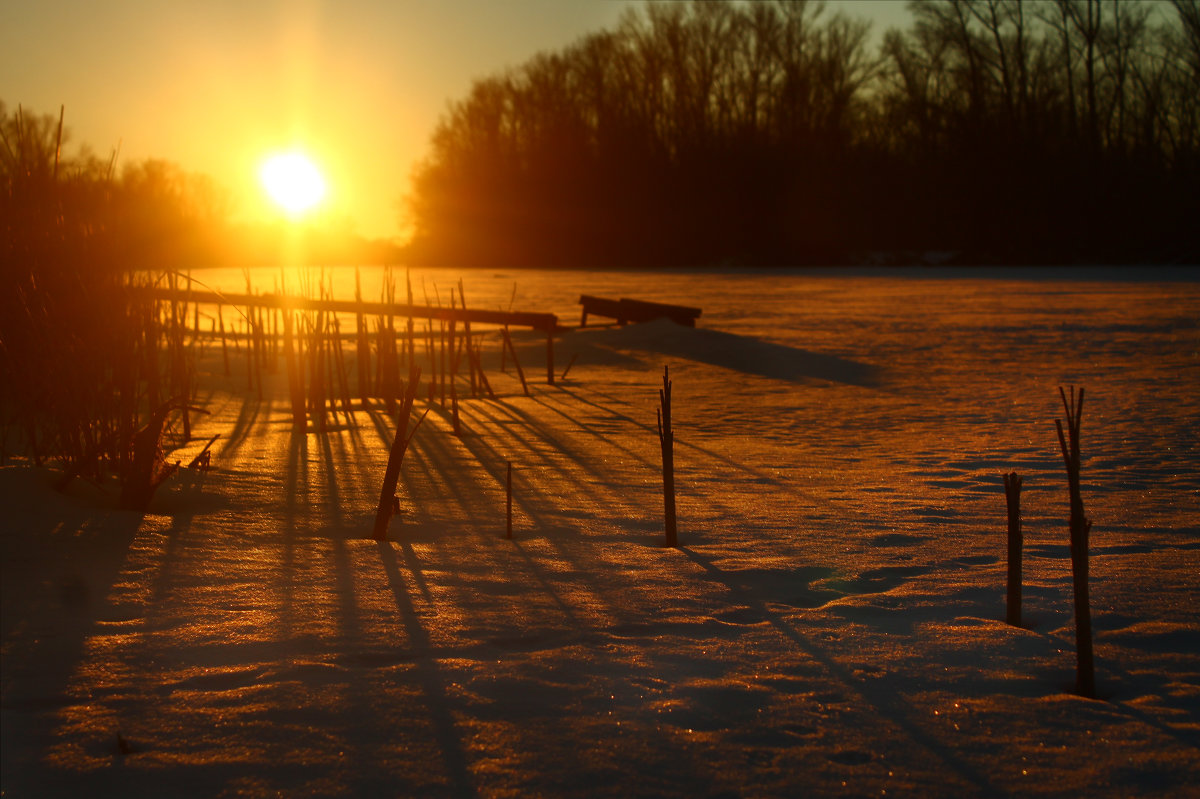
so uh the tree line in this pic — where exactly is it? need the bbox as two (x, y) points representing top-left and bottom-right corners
(405, 0), (1200, 267)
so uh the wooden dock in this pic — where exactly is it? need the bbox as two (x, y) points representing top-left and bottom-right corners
(141, 286), (561, 384)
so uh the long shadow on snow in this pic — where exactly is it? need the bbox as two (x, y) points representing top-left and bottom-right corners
(678, 545), (1006, 798)
(0, 473), (144, 798)
(376, 541), (479, 798)
(562, 320), (882, 387)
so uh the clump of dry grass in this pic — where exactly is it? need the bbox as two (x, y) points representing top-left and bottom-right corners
(1, 105), (196, 509)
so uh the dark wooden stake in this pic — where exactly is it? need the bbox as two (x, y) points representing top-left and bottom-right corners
(657, 365), (677, 547)
(1003, 471), (1023, 627)
(506, 461), (513, 539)
(373, 365), (427, 541)
(1056, 385), (1095, 699)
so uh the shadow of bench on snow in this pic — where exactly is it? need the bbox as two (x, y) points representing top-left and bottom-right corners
(562, 319), (881, 387)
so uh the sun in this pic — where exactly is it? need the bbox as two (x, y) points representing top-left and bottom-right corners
(260, 152), (327, 216)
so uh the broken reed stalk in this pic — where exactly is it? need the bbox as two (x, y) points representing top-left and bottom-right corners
(426, 321), (437, 403)
(406, 270), (416, 368)
(387, 318), (401, 410)
(219, 308), (230, 376)
(506, 461), (513, 539)
(457, 280), (479, 397)
(560, 353), (579, 381)
(333, 319), (354, 419)
(468, 342), (497, 400)
(329, 319), (342, 421)
(502, 328), (529, 396)
(439, 319), (448, 404)
(373, 364), (427, 541)
(1003, 471), (1023, 627)
(657, 365), (678, 547)
(1055, 385), (1095, 699)
(448, 316), (459, 393)
(355, 268), (371, 408)
(308, 313), (327, 433)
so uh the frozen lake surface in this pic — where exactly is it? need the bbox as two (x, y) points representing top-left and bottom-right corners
(3, 266), (1198, 796)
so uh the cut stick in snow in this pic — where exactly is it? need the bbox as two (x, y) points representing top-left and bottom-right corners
(1003, 471), (1023, 627)
(187, 434), (220, 470)
(1056, 385), (1095, 699)
(657, 365), (678, 547)
(506, 461), (513, 539)
(373, 365), (426, 541)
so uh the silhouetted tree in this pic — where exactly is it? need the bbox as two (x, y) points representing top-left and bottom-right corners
(405, 0), (1199, 267)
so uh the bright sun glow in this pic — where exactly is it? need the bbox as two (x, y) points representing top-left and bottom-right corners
(260, 153), (327, 215)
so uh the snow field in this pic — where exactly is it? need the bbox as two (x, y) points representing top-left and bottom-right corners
(2, 267), (1198, 797)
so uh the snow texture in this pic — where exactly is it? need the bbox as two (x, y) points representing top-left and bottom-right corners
(3, 267), (1198, 797)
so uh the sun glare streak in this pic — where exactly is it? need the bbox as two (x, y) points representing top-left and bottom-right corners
(260, 152), (327, 216)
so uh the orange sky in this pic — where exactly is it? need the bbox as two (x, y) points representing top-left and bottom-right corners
(3, 1), (910, 242)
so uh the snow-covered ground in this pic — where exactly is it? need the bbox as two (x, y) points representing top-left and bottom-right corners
(3, 267), (1198, 797)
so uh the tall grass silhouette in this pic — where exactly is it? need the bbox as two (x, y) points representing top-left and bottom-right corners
(1, 105), (197, 509)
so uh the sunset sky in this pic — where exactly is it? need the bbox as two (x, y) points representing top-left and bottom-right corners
(3, 0), (911, 242)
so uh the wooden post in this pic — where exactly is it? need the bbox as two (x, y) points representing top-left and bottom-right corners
(373, 365), (426, 541)
(1003, 471), (1023, 627)
(506, 461), (513, 539)
(1056, 386), (1095, 699)
(657, 365), (677, 547)
(546, 327), (555, 385)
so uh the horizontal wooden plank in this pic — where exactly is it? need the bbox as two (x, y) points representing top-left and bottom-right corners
(618, 297), (702, 319)
(140, 287), (558, 330)
(579, 294), (701, 326)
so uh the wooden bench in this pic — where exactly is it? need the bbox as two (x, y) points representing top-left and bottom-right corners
(579, 295), (702, 328)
